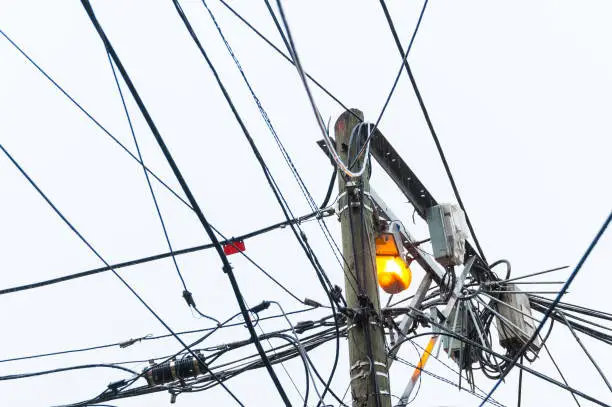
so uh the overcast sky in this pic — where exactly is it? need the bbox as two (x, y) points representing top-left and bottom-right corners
(1, 1), (611, 406)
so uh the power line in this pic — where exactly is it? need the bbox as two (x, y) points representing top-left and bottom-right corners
(81, 0), (291, 404)
(215, 0), (358, 119)
(479, 211), (611, 406)
(0, 364), (139, 381)
(105, 51), (221, 323)
(0, 144), (244, 405)
(0, 27), (191, 212)
(170, 4), (345, 403)
(0, 307), (317, 364)
(0, 210), (324, 297)
(377, 0), (489, 265)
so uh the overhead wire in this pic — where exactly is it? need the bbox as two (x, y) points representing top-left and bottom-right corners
(0, 144), (244, 405)
(0, 210), (325, 297)
(105, 50), (219, 325)
(0, 28), (191, 211)
(349, 0), (429, 169)
(0, 306), (317, 364)
(171, 3), (346, 404)
(377, 0), (489, 265)
(198, 0), (358, 297)
(214, 0), (359, 120)
(479, 211), (611, 406)
(390, 328), (609, 407)
(0, 364), (139, 381)
(558, 311), (612, 392)
(80, 1), (292, 404)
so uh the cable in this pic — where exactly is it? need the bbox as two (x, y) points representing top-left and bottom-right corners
(105, 51), (221, 324)
(558, 311), (612, 392)
(0, 364), (138, 381)
(199, 0), (355, 303)
(201, 0), (318, 215)
(0, 306), (317, 367)
(0, 28), (191, 212)
(0, 210), (323, 297)
(171, 4), (348, 404)
(350, 0), (429, 168)
(479, 211), (611, 406)
(0, 144), (243, 405)
(377, 0), (489, 265)
(393, 356), (505, 407)
(541, 343), (582, 407)
(391, 329), (609, 407)
(272, 0), (368, 178)
(214, 0), (359, 119)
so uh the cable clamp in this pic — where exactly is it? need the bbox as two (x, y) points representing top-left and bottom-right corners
(119, 334), (152, 348)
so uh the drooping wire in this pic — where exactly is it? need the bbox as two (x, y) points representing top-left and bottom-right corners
(105, 51), (219, 325)
(0, 144), (244, 406)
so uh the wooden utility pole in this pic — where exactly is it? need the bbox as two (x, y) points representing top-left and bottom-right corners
(335, 109), (391, 407)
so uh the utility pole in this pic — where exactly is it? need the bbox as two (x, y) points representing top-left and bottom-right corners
(335, 109), (391, 407)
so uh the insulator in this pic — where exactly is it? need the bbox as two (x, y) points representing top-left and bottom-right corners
(144, 352), (205, 386)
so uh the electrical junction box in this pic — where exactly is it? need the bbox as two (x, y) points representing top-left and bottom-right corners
(495, 284), (540, 353)
(426, 204), (468, 266)
(441, 302), (473, 367)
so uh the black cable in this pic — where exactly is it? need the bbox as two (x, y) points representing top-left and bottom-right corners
(0, 144), (243, 405)
(214, 0), (359, 120)
(0, 28), (192, 212)
(349, 0), (429, 169)
(1, 24), (325, 311)
(84, 2), (293, 403)
(393, 357), (505, 407)
(0, 364), (138, 381)
(0, 210), (322, 297)
(73, 325), (343, 406)
(378, 0), (488, 265)
(199, 0), (353, 304)
(480, 212), (610, 406)
(175, 0), (352, 305)
(320, 168), (337, 209)
(391, 330), (609, 407)
(106, 51), (220, 324)
(171, 4), (346, 404)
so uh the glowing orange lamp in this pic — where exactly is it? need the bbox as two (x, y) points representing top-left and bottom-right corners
(375, 233), (412, 294)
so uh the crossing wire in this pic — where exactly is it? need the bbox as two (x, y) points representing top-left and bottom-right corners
(0, 144), (244, 406)
(378, 0), (489, 265)
(80, 0), (291, 404)
(170, 3), (345, 403)
(479, 211), (611, 406)
(105, 51), (221, 324)
(199, 0), (359, 294)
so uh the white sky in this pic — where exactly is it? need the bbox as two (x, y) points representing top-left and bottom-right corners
(1, 1), (611, 406)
